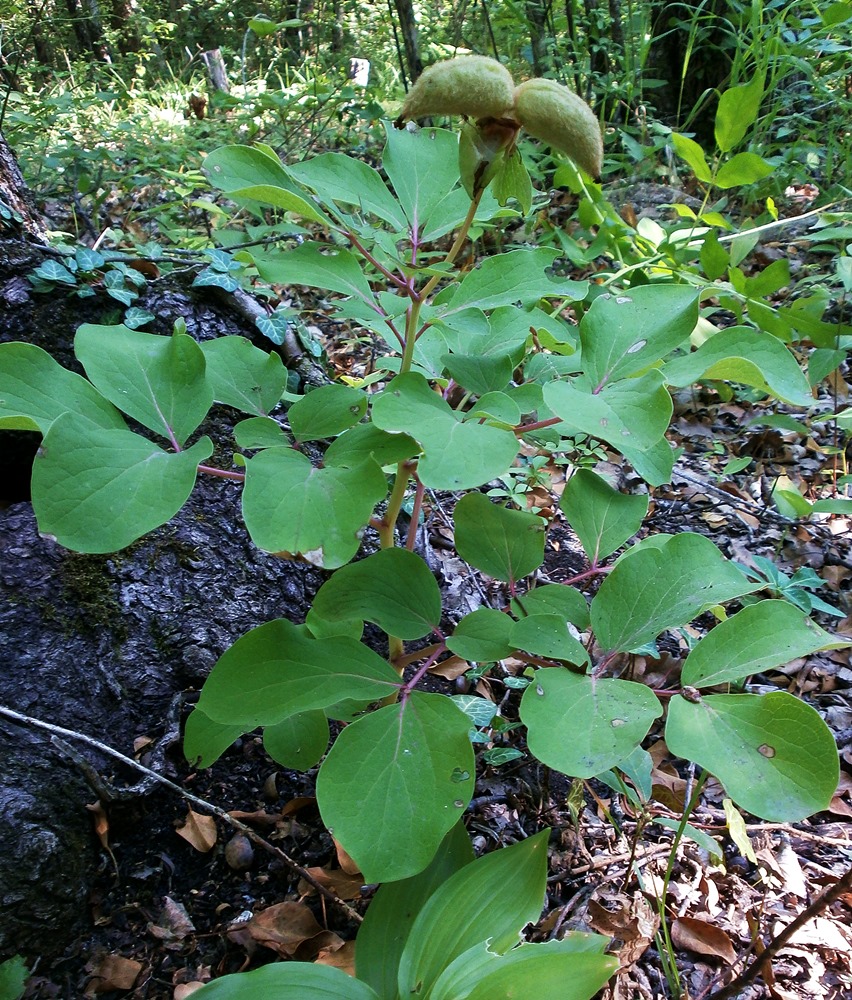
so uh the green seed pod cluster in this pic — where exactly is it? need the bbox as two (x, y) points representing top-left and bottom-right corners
(399, 55), (515, 123)
(512, 78), (603, 178)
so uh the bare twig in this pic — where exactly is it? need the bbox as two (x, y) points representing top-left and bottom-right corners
(709, 862), (852, 1000)
(0, 704), (363, 924)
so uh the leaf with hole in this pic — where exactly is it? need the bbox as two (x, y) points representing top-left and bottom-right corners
(665, 691), (839, 821)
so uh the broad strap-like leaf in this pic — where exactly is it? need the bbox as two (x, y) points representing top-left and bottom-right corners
(592, 533), (759, 652)
(0, 342), (125, 433)
(241, 448), (387, 569)
(32, 415), (211, 553)
(454, 492), (546, 583)
(191, 962), (381, 999)
(310, 548), (442, 640)
(195, 618), (400, 728)
(683, 600), (850, 687)
(397, 830), (550, 997)
(372, 372), (519, 490)
(317, 692), (475, 883)
(75, 324), (212, 445)
(356, 822), (474, 999)
(521, 670), (662, 777)
(580, 286), (698, 388)
(560, 469), (648, 563)
(666, 691), (839, 822)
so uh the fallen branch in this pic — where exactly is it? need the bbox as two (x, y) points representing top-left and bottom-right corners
(0, 703), (363, 924)
(709, 861), (852, 999)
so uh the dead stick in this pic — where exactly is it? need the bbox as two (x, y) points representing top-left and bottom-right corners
(0, 704), (363, 924)
(709, 862), (852, 999)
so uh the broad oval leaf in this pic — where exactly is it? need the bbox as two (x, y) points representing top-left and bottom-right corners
(0, 342), (124, 433)
(511, 615), (589, 667)
(544, 371), (673, 454)
(397, 830), (551, 998)
(204, 144), (296, 192)
(683, 600), (850, 688)
(200, 336), (288, 416)
(447, 608), (517, 662)
(454, 492), (546, 583)
(511, 583), (590, 630)
(324, 422), (420, 469)
(242, 449), (387, 569)
(715, 152), (774, 189)
(192, 961), (381, 999)
(183, 708), (246, 768)
(290, 151), (408, 229)
(665, 692), (839, 821)
(560, 469), (648, 563)
(521, 670), (662, 777)
(287, 383), (367, 441)
(715, 74), (764, 152)
(263, 711), (330, 770)
(317, 692), (475, 883)
(253, 242), (379, 312)
(372, 373), (519, 490)
(663, 327), (812, 405)
(580, 286), (698, 388)
(592, 533), (758, 652)
(196, 618), (400, 728)
(32, 416), (211, 553)
(311, 548), (442, 640)
(75, 324), (213, 445)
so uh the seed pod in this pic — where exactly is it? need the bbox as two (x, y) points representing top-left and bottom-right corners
(399, 56), (515, 123)
(513, 78), (603, 178)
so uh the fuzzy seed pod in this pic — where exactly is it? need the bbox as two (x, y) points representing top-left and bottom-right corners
(513, 78), (603, 178)
(399, 56), (515, 123)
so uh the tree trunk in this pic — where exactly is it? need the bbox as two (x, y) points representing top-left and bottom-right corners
(0, 130), (48, 244)
(201, 48), (230, 93)
(393, 0), (423, 82)
(525, 0), (548, 76)
(107, 0), (141, 54)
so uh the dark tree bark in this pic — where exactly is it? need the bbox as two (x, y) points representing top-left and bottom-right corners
(525, 0), (548, 76)
(107, 0), (141, 54)
(393, 0), (423, 82)
(0, 130), (47, 243)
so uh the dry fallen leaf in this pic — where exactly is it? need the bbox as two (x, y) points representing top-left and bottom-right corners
(84, 954), (143, 994)
(245, 901), (325, 957)
(586, 892), (658, 967)
(175, 808), (217, 853)
(148, 896), (196, 945)
(316, 938), (357, 974)
(671, 915), (738, 964)
(174, 984), (206, 998)
(333, 838), (362, 876)
(299, 865), (365, 900)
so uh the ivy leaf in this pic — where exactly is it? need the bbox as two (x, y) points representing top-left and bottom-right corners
(682, 600), (850, 687)
(242, 449), (387, 569)
(32, 415), (211, 553)
(195, 619), (399, 729)
(372, 373), (519, 490)
(560, 469), (648, 563)
(592, 533), (759, 652)
(454, 492), (546, 583)
(0, 342), (124, 433)
(317, 692), (475, 883)
(200, 336), (288, 416)
(311, 548), (442, 640)
(666, 692), (839, 821)
(75, 324), (212, 445)
(521, 670), (662, 777)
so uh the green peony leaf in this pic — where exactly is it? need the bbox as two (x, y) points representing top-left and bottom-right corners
(560, 469), (648, 563)
(200, 336), (288, 416)
(511, 583), (590, 630)
(511, 615), (589, 667)
(447, 608), (517, 662)
(454, 492), (546, 583)
(183, 708), (246, 768)
(311, 548), (442, 640)
(263, 711), (330, 770)
(287, 383), (367, 441)
(521, 670), (662, 777)
(665, 691), (839, 821)
(317, 692), (475, 883)
(683, 600), (850, 687)
(32, 415), (211, 553)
